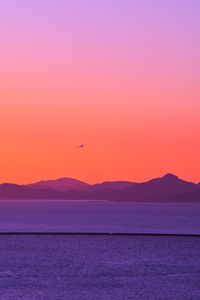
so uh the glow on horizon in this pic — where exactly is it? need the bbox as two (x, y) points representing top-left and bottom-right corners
(0, 0), (200, 184)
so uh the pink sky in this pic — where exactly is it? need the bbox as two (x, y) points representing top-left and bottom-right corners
(0, 0), (200, 183)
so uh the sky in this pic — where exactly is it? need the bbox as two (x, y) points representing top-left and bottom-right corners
(0, 0), (200, 184)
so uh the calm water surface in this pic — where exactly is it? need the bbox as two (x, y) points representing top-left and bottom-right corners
(0, 202), (200, 299)
(0, 235), (200, 300)
(0, 200), (199, 233)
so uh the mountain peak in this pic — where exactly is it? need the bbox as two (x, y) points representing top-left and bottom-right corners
(27, 177), (90, 191)
(0, 174), (199, 201)
(162, 173), (179, 181)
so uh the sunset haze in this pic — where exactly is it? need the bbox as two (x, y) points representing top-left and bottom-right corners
(0, 0), (199, 184)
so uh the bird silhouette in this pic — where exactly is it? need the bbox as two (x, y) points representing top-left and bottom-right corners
(77, 144), (86, 149)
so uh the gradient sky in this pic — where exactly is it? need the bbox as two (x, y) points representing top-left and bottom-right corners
(0, 0), (200, 184)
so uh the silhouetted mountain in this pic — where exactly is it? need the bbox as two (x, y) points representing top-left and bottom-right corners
(0, 183), (89, 200)
(0, 183), (62, 200)
(87, 173), (200, 201)
(27, 178), (90, 191)
(91, 181), (135, 190)
(0, 174), (199, 201)
(27, 178), (135, 191)
(152, 190), (200, 202)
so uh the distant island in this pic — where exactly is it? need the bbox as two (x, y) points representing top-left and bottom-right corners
(0, 173), (199, 201)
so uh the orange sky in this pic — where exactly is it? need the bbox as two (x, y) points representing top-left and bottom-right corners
(0, 1), (200, 184)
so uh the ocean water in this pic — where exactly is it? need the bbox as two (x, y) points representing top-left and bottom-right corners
(0, 201), (200, 299)
(0, 234), (200, 300)
(0, 200), (199, 234)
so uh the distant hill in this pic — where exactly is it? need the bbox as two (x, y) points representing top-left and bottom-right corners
(89, 174), (200, 201)
(0, 183), (89, 200)
(27, 178), (90, 191)
(0, 174), (199, 201)
(91, 181), (135, 190)
(27, 178), (135, 192)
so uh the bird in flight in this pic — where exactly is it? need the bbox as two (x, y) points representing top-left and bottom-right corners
(77, 144), (86, 149)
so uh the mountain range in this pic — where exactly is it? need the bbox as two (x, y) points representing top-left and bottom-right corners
(0, 173), (199, 201)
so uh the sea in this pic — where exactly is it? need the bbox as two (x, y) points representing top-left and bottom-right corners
(0, 201), (200, 299)
(0, 200), (199, 234)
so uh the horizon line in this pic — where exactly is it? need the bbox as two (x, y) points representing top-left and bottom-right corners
(0, 173), (199, 186)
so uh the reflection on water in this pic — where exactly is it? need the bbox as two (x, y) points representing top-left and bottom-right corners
(0, 200), (199, 233)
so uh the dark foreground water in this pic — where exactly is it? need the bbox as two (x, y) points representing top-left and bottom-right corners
(0, 234), (200, 300)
